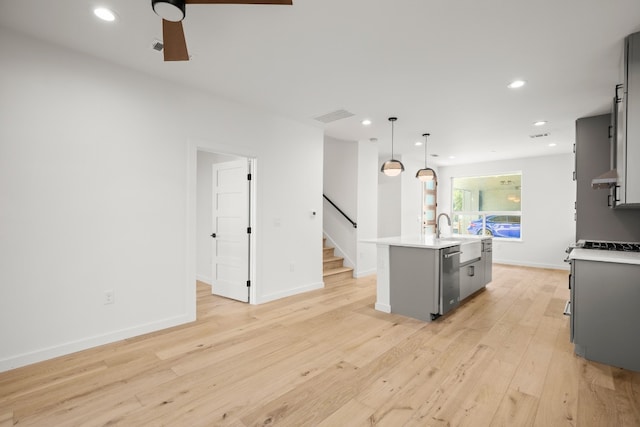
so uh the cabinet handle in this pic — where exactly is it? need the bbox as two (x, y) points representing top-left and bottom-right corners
(615, 84), (624, 103)
(572, 171), (576, 181)
(563, 301), (571, 316)
(614, 185), (621, 202)
(443, 251), (462, 259)
(608, 194), (612, 207)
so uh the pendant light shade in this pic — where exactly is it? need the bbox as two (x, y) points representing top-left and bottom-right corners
(416, 133), (437, 182)
(152, 0), (186, 22)
(381, 117), (405, 177)
(381, 159), (404, 176)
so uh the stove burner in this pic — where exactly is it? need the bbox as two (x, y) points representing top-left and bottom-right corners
(582, 241), (640, 252)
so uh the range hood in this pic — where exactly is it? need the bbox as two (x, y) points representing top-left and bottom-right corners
(590, 91), (620, 190)
(591, 169), (617, 189)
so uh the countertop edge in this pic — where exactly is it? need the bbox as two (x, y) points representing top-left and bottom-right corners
(569, 248), (640, 265)
(360, 235), (491, 250)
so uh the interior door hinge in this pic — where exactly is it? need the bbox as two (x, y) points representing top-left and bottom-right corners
(247, 173), (252, 181)
(246, 280), (251, 288)
(247, 227), (252, 234)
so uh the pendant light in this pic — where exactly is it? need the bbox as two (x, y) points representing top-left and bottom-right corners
(152, 0), (186, 22)
(416, 133), (437, 182)
(381, 117), (405, 176)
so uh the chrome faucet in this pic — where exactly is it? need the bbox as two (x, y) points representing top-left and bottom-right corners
(436, 213), (451, 238)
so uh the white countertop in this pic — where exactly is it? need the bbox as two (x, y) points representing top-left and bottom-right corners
(569, 248), (640, 265)
(362, 234), (490, 250)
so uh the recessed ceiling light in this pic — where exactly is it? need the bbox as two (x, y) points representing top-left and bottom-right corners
(534, 121), (547, 126)
(449, 156), (456, 159)
(548, 143), (557, 147)
(415, 141), (423, 146)
(94, 7), (116, 22)
(508, 80), (526, 89)
(361, 119), (372, 126)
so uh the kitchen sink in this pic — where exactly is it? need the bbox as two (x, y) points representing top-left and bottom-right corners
(438, 236), (482, 264)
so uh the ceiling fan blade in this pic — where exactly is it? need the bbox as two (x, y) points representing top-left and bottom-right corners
(185, 1), (292, 5)
(162, 19), (189, 61)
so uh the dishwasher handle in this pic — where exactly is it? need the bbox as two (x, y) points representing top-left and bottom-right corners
(443, 251), (462, 259)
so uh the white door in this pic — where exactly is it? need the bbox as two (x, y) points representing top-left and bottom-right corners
(211, 159), (251, 302)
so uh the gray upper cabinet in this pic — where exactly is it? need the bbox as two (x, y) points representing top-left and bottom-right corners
(614, 31), (640, 207)
(575, 114), (640, 242)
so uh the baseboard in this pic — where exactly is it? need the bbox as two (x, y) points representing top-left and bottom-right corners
(0, 313), (194, 373)
(494, 259), (570, 271)
(254, 281), (324, 305)
(375, 302), (391, 313)
(196, 274), (212, 285)
(355, 268), (376, 278)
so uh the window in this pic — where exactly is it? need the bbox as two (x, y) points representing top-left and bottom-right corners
(452, 173), (522, 239)
(422, 178), (437, 235)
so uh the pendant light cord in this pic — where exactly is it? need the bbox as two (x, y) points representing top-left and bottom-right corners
(423, 133), (430, 167)
(391, 120), (395, 157)
(389, 117), (397, 158)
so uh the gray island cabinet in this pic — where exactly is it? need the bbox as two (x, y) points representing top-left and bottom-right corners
(367, 235), (492, 322)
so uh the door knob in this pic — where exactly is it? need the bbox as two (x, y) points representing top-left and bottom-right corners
(210, 233), (216, 238)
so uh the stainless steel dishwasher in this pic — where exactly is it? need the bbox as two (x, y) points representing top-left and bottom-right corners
(439, 245), (461, 315)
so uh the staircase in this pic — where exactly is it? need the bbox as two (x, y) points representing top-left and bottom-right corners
(323, 237), (353, 285)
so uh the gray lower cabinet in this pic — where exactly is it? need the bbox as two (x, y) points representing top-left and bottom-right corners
(389, 246), (440, 322)
(460, 259), (485, 300)
(573, 259), (640, 372)
(483, 240), (492, 284)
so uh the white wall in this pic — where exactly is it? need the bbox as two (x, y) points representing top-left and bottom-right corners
(438, 154), (576, 269)
(377, 162), (401, 237)
(356, 140), (378, 277)
(0, 28), (324, 371)
(196, 151), (239, 284)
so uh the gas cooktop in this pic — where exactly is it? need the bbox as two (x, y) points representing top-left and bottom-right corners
(580, 240), (640, 252)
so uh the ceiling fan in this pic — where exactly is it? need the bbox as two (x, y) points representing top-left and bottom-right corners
(151, 0), (293, 62)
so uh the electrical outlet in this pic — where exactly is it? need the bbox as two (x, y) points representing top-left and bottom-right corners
(104, 290), (115, 305)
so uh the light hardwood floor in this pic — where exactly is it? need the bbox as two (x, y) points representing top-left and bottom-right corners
(1, 265), (639, 426)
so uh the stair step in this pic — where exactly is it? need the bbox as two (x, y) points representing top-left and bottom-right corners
(323, 266), (353, 285)
(323, 256), (344, 271)
(323, 247), (335, 258)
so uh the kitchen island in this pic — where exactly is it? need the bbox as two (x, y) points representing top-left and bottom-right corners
(367, 235), (492, 322)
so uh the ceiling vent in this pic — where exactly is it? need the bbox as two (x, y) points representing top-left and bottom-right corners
(151, 39), (164, 52)
(529, 132), (550, 140)
(313, 109), (355, 124)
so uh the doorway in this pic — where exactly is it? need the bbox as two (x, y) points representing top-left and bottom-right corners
(195, 149), (255, 304)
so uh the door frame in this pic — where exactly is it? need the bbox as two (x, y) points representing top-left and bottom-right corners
(187, 139), (258, 315)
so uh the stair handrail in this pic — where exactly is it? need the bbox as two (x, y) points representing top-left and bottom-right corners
(323, 194), (357, 229)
